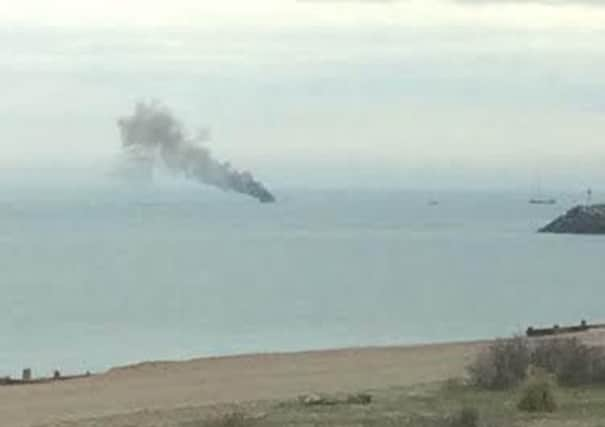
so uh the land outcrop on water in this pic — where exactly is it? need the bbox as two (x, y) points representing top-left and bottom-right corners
(539, 204), (605, 234)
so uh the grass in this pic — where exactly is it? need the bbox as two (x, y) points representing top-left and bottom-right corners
(188, 412), (254, 427)
(46, 337), (605, 427)
(176, 381), (605, 427)
(46, 378), (605, 426)
(517, 376), (557, 413)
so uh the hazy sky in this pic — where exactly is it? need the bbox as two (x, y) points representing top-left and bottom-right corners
(2, 0), (605, 190)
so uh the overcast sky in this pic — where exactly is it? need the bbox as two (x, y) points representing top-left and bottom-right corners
(1, 0), (605, 190)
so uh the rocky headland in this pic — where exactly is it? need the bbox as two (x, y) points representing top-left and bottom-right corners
(539, 204), (605, 234)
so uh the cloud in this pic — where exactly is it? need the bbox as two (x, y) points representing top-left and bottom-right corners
(2, 0), (605, 31)
(456, 0), (605, 5)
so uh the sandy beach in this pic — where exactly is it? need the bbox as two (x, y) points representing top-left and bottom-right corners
(2, 340), (485, 427)
(7, 330), (605, 427)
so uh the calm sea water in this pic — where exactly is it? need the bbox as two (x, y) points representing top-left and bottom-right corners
(0, 186), (602, 377)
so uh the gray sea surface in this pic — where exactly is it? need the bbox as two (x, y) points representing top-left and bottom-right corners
(0, 185), (601, 377)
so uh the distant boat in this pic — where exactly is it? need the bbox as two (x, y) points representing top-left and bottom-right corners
(428, 200), (440, 206)
(529, 172), (556, 205)
(529, 198), (557, 205)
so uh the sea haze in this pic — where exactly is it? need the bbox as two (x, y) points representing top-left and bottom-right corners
(0, 187), (602, 377)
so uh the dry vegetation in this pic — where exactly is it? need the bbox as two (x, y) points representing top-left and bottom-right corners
(177, 336), (605, 427)
(468, 336), (605, 389)
(45, 379), (605, 427)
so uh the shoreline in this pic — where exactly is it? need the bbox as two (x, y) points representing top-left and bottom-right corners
(1, 336), (494, 385)
(108, 337), (492, 372)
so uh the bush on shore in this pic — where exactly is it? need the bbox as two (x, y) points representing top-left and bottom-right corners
(517, 376), (557, 413)
(532, 338), (605, 386)
(468, 335), (605, 390)
(467, 337), (531, 390)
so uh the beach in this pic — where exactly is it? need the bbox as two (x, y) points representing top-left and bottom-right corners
(3, 340), (483, 427)
(7, 329), (605, 426)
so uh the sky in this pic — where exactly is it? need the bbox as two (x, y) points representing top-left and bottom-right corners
(1, 0), (605, 191)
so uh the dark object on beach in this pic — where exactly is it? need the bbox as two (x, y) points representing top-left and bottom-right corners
(526, 320), (592, 338)
(299, 394), (338, 406)
(539, 204), (605, 234)
(198, 411), (252, 427)
(346, 393), (373, 405)
(0, 371), (93, 387)
(449, 407), (480, 427)
(299, 392), (372, 407)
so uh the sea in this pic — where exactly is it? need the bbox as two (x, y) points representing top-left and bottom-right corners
(0, 184), (602, 377)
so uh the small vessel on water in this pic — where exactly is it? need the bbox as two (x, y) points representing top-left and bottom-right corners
(529, 198), (557, 205)
(529, 173), (556, 205)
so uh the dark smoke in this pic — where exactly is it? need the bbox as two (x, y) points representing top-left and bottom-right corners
(117, 102), (275, 203)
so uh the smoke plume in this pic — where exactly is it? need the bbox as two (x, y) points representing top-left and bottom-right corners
(117, 102), (275, 203)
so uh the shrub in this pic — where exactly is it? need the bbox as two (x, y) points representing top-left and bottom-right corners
(467, 336), (605, 389)
(467, 337), (530, 390)
(517, 378), (557, 413)
(531, 338), (605, 386)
